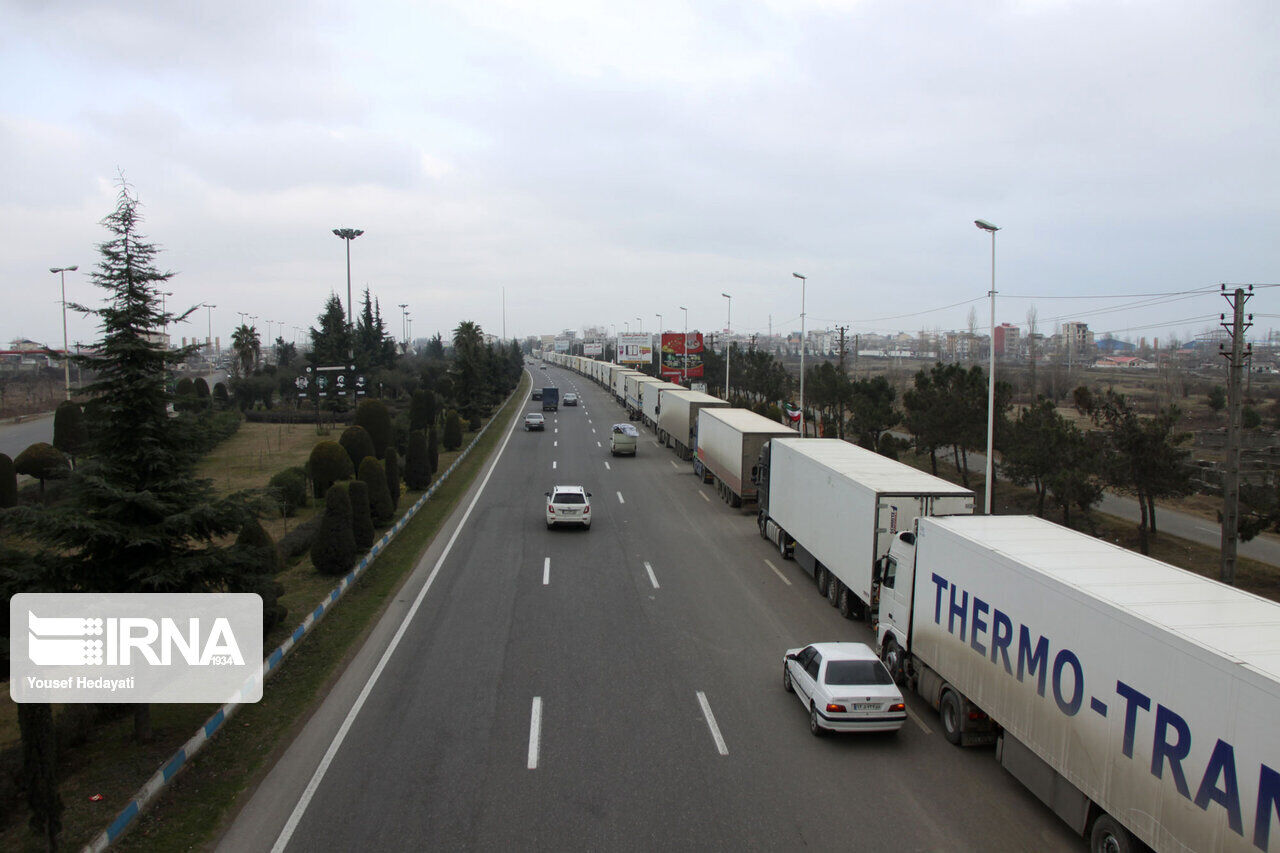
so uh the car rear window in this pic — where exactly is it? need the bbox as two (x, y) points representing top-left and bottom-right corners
(824, 660), (894, 685)
(553, 493), (585, 504)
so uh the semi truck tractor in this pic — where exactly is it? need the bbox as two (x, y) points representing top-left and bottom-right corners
(755, 438), (974, 621)
(657, 389), (728, 460)
(876, 514), (1280, 853)
(541, 387), (559, 411)
(694, 408), (793, 506)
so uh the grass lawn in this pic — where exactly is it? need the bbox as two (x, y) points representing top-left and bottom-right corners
(0, 377), (527, 852)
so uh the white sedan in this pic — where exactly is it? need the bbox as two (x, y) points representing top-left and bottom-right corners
(545, 485), (592, 529)
(783, 642), (906, 736)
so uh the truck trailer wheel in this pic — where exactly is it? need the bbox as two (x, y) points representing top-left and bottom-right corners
(816, 566), (830, 597)
(778, 532), (791, 560)
(837, 585), (855, 619)
(940, 690), (964, 745)
(1088, 815), (1133, 853)
(827, 576), (841, 607)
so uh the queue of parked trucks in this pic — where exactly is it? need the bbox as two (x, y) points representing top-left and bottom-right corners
(541, 352), (1280, 853)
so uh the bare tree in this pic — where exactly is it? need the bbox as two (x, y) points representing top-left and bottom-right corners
(1026, 305), (1039, 400)
(966, 306), (979, 365)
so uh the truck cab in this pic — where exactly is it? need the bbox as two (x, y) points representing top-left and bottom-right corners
(542, 387), (559, 411)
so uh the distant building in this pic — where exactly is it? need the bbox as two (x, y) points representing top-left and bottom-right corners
(1095, 355), (1154, 369)
(1096, 336), (1136, 355)
(994, 323), (1020, 355)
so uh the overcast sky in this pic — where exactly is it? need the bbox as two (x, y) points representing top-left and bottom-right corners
(3, 0), (1277, 352)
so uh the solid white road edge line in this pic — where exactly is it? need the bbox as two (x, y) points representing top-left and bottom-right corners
(528, 697), (543, 769)
(644, 561), (659, 589)
(543, 557), (550, 585)
(696, 691), (729, 756)
(271, 391), (522, 853)
(905, 705), (933, 735)
(763, 559), (793, 586)
(616, 491), (625, 504)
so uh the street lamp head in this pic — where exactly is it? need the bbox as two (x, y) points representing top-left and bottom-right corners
(332, 228), (364, 240)
(792, 272), (805, 281)
(50, 266), (78, 274)
(974, 219), (1000, 233)
(721, 292), (731, 299)
(679, 306), (687, 311)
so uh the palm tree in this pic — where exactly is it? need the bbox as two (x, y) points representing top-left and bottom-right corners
(231, 324), (261, 374)
(452, 320), (483, 356)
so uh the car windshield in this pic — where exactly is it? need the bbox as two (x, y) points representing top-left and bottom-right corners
(613, 424), (638, 436)
(824, 660), (894, 685)
(553, 493), (585, 504)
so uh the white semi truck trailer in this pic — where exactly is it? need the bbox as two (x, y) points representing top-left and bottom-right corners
(693, 408), (794, 506)
(657, 390), (728, 460)
(755, 438), (974, 621)
(876, 514), (1280, 853)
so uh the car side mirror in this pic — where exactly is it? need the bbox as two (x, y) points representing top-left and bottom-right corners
(586, 492), (592, 497)
(544, 491), (550, 497)
(785, 653), (797, 662)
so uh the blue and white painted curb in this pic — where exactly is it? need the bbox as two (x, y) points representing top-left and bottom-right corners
(85, 387), (522, 853)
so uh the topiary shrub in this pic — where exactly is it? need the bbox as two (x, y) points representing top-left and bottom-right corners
(236, 516), (283, 575)
(193, 376), (211, 402)
(443, 411), (463, 451)
(213, 382), (230, 407)
(307, 440), (354, 498)
(0, 453), (15, 508)
(52, 401), (87, 466)
(359, 457), (394, 526)
(355, 399), (393, 458)
(14, 442), (70, 502)
(268, 467), (309, 517)
(428, 425), (440, 474)
(405, 430), (431, 490)
(311, 483), (356, 575)
(347, 479), (374, 551)
(409, 390), (435, 432)
(339, 425), (376, 473)
(278, 514), (321, 560)
(384, 448), (400, 511)
(468, 412), (482, 432)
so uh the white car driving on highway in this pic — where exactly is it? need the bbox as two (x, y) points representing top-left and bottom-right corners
(545, 485), (592, 529)
(783, 642), (906, 736)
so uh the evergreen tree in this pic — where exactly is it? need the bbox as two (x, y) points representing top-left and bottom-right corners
(427, 425), (440, 474)
(360, 457), (394, 525)
(384, 447), (401, 511)
(1, 184), (262, 743)
(339, 425), (376, 472)
(347, 479), (374, 550)
(426, 333), (445, 359)
(310, 294), (352, 366)
(52, 401), (87, 467)
(311, 483), (356, 575)
(443, 410), (463, 451)
(355, 399), (392, 457)
(0, 453), (16, 508)
(17, 703), (61, 851)
(405, 429), (431, 490)
(307, 440), (354, 497)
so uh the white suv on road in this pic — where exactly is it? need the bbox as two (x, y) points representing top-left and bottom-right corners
(545, 485), (592, 529)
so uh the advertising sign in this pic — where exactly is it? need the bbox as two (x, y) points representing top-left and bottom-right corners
(660, 332), (704, 380)
(554, 337), (571, 353)
(617, 334), (653, 364)
(583, 340), (603, 357)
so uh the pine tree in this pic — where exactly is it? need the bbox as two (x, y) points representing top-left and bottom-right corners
(1, 184), (262, 743)
(310, 294), (352, 366)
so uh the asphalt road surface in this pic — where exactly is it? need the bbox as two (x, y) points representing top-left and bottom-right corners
(218, 362), (1080, 852)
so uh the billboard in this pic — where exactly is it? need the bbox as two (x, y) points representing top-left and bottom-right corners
(554, 337), (571, 353)
(583, 340), (603, 357)
(617, 334), (653, 364)
(660, 332), (704, 380)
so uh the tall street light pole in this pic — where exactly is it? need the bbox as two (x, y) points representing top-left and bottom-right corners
(399, 303), (409, 349)
(679, 306), (688, 385)
(332, 228), (364, 360)
(792, 273), (807, 437)
(201, 303), (216, 357)
(721, 292), (732, 399)
(655, 313), (663, 373)
(50, 265), (77, 400)
(975, 219), (1001, 515)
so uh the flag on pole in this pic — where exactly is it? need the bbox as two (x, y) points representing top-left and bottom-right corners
(784, 403), (801, 424)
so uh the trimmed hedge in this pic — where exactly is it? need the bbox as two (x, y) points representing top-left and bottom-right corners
(355, 399), (393, 458)
(347, 479), (374, 551)
(340, 425), (376, 473)
(405, 430), (430, 490)
(384, 448), (400, 511)
(311, 484), (356, 575)
(307, 441), (354, 498)
(359, 457), (394, 526)
(268, 467), (309, 517)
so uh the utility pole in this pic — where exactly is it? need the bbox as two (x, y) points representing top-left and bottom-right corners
(854, 334), (860, 377)
(1219, 284), (1253, 585)
(836, 325), (848, 372)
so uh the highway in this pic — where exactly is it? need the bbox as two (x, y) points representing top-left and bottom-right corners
(218, 361), (1080, 851)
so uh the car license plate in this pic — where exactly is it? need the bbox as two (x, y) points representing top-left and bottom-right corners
(854, 703), (879, 711)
